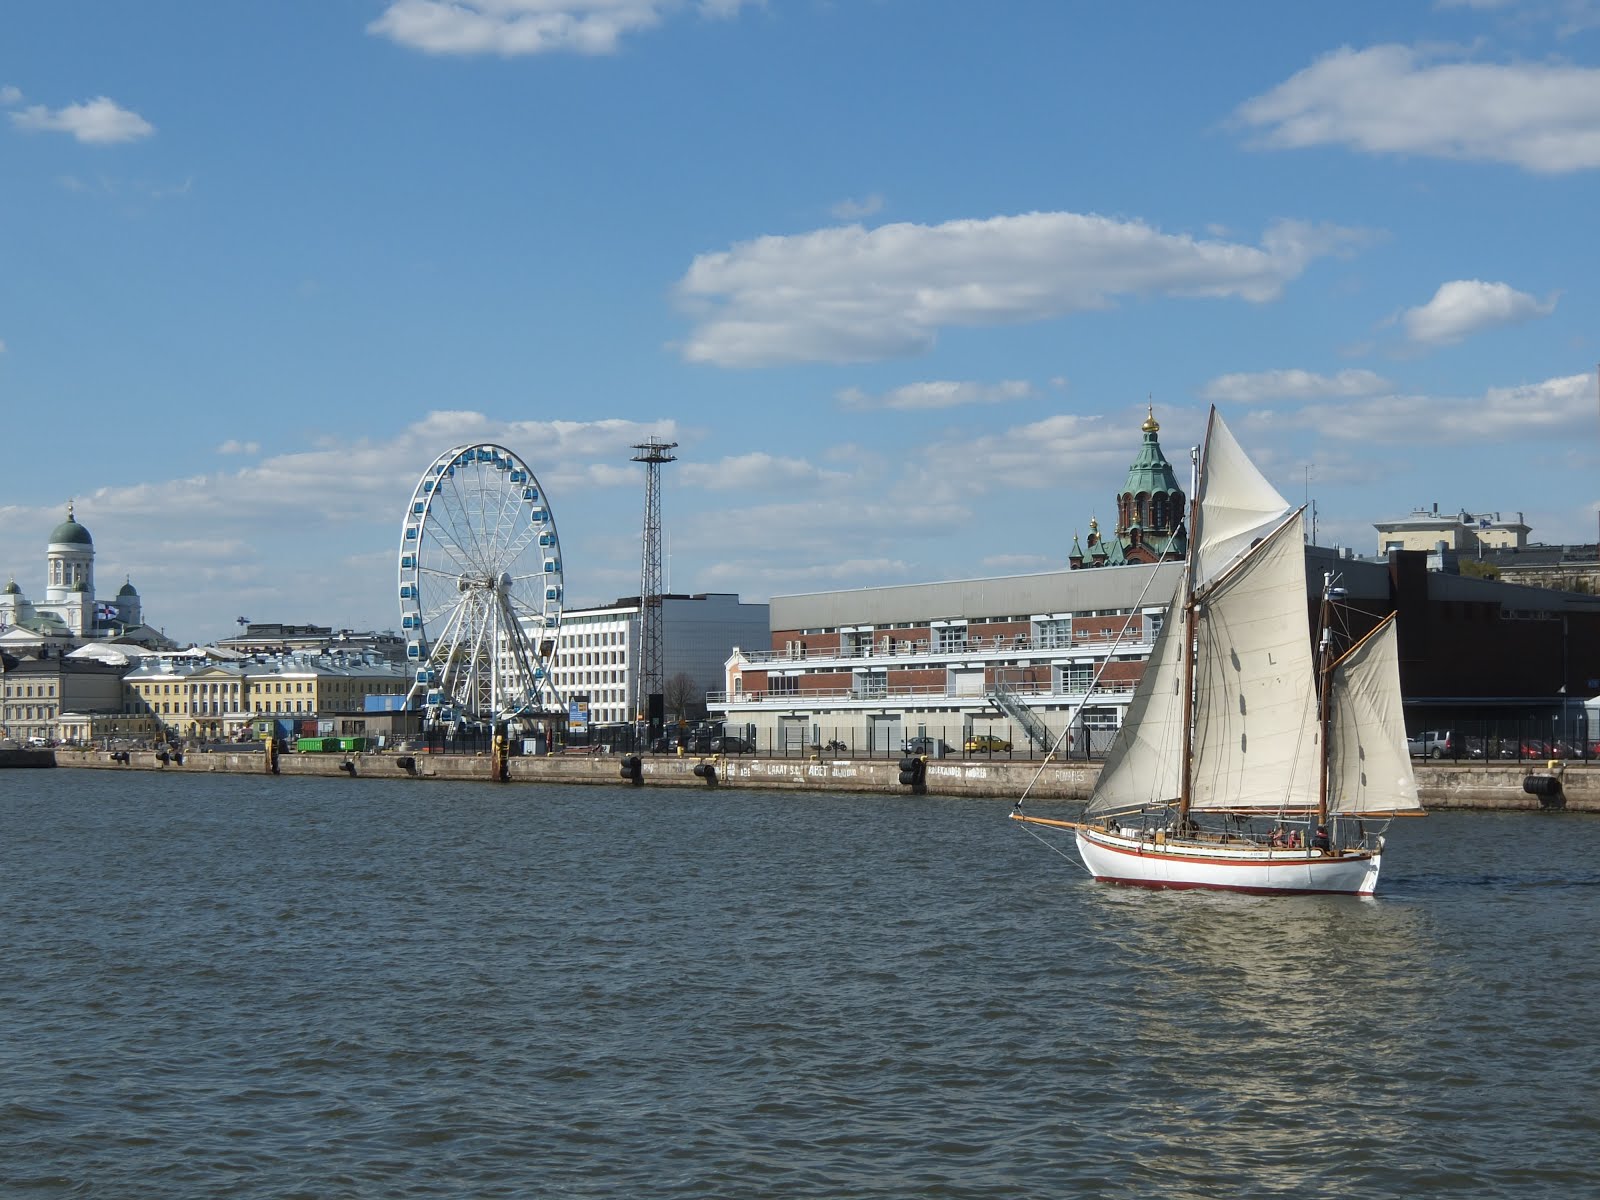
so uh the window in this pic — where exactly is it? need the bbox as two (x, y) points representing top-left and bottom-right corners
(1036, 618), (1071, 649)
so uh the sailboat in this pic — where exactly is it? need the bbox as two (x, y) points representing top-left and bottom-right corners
(1012, 408), (1423, 895)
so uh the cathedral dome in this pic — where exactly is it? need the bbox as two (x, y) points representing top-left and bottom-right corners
(119, 579), (139, 597)
(3, 579), (19, 595)
(49, 504), (93, 547)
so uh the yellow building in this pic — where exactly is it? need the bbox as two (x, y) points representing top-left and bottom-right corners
(123, 651), (408, 742)
(1375, 506), (1529, 555)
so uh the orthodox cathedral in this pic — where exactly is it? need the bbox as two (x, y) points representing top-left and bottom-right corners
(1069, 407), (1188, 569)
(0, 505), (160, 645)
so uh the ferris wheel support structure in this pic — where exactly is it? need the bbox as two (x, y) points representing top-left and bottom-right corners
(396, 443), (564, 730)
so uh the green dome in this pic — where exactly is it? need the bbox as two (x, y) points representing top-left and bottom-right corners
(3, 579), (19, 595)
(1120, 408), (1183, 500)
(49, 504), (92, 546)
(118, 579), (138, 597)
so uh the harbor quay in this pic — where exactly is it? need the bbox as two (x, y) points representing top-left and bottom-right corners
(19, 747), (1597, 811)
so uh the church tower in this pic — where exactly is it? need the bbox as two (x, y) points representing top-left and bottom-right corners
(1114, 406), (1186, 563)
(1071, 407), (1188, 569)
(44, 503), (95, 635)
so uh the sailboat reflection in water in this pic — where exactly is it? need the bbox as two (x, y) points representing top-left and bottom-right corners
(1013, 408), (1424, 895)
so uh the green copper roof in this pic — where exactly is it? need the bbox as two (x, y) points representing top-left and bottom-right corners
(49, 503), (92, 546)
(1121, 413), (1183, 500)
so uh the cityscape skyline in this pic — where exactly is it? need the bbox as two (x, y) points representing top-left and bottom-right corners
(3, 2), (1599, 645)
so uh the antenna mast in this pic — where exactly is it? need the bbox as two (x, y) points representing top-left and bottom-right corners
(632, 437), (677, 742)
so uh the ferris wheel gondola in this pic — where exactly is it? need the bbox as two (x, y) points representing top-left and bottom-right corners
(397, 443), (564, 728)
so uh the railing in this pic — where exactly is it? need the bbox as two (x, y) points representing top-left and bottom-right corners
(990, 676), (1055, 750)
(707, 678), (1137, 706)
(736, 630), (1153, 665)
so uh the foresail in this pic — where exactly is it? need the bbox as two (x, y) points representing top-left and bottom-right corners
(1328, 615), (1423, 815)
(1189, 511), (1320, 812)
(1193, 409), (1292, 589)
(1085, 570), (1187, 816)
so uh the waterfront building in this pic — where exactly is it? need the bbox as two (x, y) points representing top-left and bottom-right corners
(0, 647), (127, 745)
(551, 593), (769, 729)
(713, 413), (1600, 755)
(121, 649), (409, 742)
(716, 565), (1178, 755)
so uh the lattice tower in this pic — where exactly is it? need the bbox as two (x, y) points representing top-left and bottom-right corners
(632, 438), (677, 732)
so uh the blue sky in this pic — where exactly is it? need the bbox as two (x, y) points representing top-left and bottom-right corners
(2, 0), (1598, 645)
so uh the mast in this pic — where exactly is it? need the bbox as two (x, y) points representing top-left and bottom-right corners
(1315, 574), (1334, 826)
(1177, 430), (1204, 821)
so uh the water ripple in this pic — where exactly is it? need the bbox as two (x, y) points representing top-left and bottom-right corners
(2, 778), (1598, 1196)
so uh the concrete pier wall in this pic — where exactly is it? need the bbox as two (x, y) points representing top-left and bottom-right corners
(34, 748), (1599, 811)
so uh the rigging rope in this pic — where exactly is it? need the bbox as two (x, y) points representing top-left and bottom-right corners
(1015, 560), (1172, 810)
(1013, 817), (1093, 874)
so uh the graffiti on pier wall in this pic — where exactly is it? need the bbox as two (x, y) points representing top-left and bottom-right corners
(734, 760), (863, 781)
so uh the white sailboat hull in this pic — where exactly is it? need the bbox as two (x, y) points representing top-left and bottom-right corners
(1074, 826), (1382, 896)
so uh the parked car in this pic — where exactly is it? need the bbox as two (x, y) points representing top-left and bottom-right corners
(1465, 735), (1517, 760)
(964, 733), (1012, 753)
(1407, 730), (1457, 759)
(902, 736), (952, 757)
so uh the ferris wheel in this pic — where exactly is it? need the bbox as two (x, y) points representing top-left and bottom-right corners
(398, 443), (564, 728)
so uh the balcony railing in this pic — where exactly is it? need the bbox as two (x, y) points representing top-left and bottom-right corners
(708, 678), (1137, 706)
(740, 629), (1153, 665)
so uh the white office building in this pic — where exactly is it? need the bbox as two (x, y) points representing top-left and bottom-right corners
(551, 593), (769, 728)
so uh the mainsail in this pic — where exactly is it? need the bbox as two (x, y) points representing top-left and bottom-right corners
(1189, 510), (1321, 812)
(1327, 615), (1423, 816)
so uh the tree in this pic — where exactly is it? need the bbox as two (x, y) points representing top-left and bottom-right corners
(664, 672), (706, 722)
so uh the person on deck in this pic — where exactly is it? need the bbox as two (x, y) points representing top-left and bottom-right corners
(1312, 824), (1332, 852)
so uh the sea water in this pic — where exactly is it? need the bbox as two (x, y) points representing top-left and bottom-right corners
(3, 771), (1597, 1198)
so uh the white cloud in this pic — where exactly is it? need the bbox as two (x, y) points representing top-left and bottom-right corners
(218, 440), (260, 456)
(0, 85), (21, 106)
(675, 213), (1362, 367)
(1282, 372), (1594, 442)
(830, 193), (885, 220)
(1201, 368), (1394, 404)
(1236, 44), (1600, 173)
(1401, 279), (1556, 345)
(837, 379), (1034, 411)
(0, 412), (681, 640)
(678, 451), (845, 491)
(0, 338), (7, 354)
(902, 411), (1174, 500)
(10, 96), (154, 144)
(367, 0), (753, 56)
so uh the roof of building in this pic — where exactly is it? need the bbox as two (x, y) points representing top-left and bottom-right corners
(48, 504), (93, 547)
(1120, 407), (1184, 500)
(1481, 543), (1600, 569)
(771, 562), (1186, 629)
